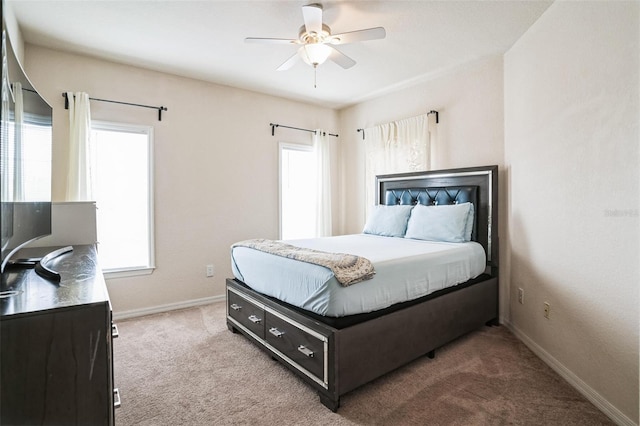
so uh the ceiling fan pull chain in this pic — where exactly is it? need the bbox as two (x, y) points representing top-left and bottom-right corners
(314, 64), (318, 89)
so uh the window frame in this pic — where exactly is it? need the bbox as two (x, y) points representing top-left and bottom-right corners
(91, 120), (155, 279)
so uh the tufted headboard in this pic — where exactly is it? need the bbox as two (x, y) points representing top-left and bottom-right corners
(375, 166), (498, 274)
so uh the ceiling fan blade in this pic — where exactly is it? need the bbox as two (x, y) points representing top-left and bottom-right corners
(277, 52), (300, 71)
(302, 4), (323, 35)
(328, 46), (356, 69)
(245, 37), (298, 44)
(330, 27), (386, 45)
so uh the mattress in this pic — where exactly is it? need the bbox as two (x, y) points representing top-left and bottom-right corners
(231, 234), (486, 317)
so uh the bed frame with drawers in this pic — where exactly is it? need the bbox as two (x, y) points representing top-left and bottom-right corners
(226, 165), (499, 411)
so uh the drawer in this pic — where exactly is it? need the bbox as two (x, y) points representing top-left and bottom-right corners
(265, 311), (324, 381)
(227, 290), (265, 339)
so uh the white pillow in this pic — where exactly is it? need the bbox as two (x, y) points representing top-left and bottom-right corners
(363, 205), (414, 237)
(464, 202), (475, 242)
(405, 202), (473, 243)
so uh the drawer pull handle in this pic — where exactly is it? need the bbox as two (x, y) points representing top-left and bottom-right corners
(111, 324), (119, 339)
(230, 303), (242, 311)
(298, 345), (314, 358)
(248, 315), (262, 324)
(269, 327), (285, 338)
(113, 388), (122, 409)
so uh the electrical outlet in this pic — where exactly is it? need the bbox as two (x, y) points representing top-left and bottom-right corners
(544, 302), (550, 319)
(518, 288), (524, 304)
(206, 264), (214, 277)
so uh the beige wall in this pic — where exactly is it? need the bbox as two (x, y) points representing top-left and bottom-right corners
(23, 45), (338, 315)
(505, 1), (639, 423)
(338, 55), (504, 232)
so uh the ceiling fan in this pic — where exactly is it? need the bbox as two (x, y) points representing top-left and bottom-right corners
(245, 3), (386, 73)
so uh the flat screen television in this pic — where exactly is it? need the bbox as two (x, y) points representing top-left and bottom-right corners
(1, 21), (54, 275)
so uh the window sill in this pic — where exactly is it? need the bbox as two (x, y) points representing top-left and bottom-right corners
(103, 266), (155, 280)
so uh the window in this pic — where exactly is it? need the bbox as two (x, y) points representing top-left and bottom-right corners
(20, 118), (52, 201)
(4, 114), (52, 201)
(91, 122), (154, 276)
(279, 143), (317, 240)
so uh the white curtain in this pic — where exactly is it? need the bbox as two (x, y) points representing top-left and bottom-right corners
(65, 92), (93, 201)
(364, 114), (432, 216)
(314, 130), (332, 237)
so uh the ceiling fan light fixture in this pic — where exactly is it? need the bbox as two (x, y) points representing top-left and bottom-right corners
(300, 43), (332, 67)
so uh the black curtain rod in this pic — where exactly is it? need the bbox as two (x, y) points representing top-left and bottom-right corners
(270, 123), (338, 138)
(62, 92), (167, 121)
(356, 110), (439, 140)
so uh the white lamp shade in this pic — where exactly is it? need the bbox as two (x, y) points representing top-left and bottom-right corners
(300, 43), (332, 66)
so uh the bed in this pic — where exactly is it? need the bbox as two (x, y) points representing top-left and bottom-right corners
(226, 165), (499, 411)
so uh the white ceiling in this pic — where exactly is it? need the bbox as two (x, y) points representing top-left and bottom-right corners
(8, 0), (552, 109)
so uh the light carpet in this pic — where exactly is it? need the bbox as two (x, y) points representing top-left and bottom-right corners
(113, 302), (613, 425)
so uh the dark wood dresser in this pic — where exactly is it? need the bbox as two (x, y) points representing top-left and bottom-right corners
(0, 245), (118, 425)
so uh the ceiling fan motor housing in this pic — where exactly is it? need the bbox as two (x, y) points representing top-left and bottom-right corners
(299, 24), (333, 44)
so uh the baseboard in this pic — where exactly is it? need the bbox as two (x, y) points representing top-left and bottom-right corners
(113, 295), (225, 321)
(505, 321), (637, 426)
